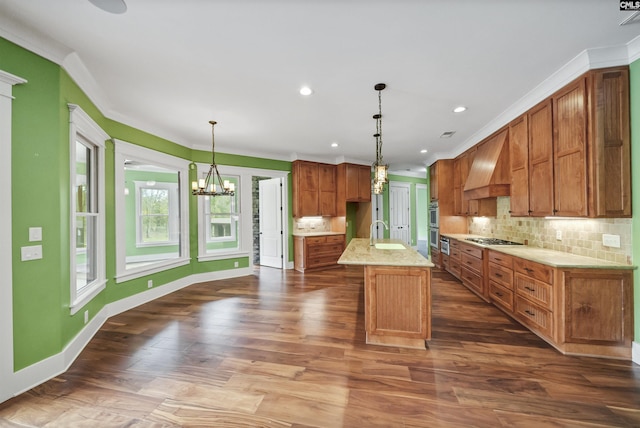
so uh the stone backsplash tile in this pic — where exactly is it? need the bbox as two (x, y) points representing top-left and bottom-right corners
(467, 197), (633, 265)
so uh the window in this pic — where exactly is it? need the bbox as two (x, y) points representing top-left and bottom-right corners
(115, 140), (190, 281)
(69, 104), (108, 313)
(205, 176), (239, 244)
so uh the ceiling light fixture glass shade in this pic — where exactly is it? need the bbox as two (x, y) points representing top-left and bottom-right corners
(191, 120), (235, 197)
(372, 83), (388, 195)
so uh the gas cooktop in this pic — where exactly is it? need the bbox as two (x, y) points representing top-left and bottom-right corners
(465, 237), (523, 246)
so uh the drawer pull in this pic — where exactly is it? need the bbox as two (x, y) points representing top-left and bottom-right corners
(524, 310), (535, 317)
(466, 261), (473, 265)
(524, 267), (534, 273)
(524, 286), (535, 292)
(495, 292), (503, 297)
(495, 258), (503, 262)
(494, 273), (503, 278)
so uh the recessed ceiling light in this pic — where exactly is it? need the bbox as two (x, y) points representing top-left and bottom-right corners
(440, 131), (456, 138)
(420, 149), (428, 154)
(331, 142), (339, 148)
(299, 86), (313, 96)
(453, 106), (467, 113)
(88, 0), (127, 14)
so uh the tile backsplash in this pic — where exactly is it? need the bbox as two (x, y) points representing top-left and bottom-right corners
(467, 197), (633, 265)
(294, 217), (332, 233)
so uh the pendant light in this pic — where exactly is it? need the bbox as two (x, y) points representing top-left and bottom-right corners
(372, 83), (389, 195)
(191, 120), (235, 196)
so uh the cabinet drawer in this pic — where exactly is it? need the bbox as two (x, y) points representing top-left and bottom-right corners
(488, 263), (513, 289)
(449, 247), (461, 260)
(442, 254), (450, 269)
(489, 281), (514, 312)
(325, 234), (345, 244)
(307, 254), (341, 268)
(488, 251), (513, 269)
(461, 267), (483, 294)
(461, 252), (483, 274)
(515, 296), (553, 339)
(448, 259), (461, 279)
(310, 243), (344, 256)
(450, 239), (460, 250)
(515, 273), (553, 310)
(460, 243), (483, 259)
(514, 258), (554, 285)
(305, 236), (327, 245)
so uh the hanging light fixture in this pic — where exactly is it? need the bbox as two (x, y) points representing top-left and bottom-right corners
(191, 120), (235, 196)
(372, 83), (389, 194)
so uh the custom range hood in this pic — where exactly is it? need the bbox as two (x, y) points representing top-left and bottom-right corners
(463, 127), (510, 200)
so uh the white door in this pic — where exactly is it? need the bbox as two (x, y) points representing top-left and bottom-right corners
(389, 182), (411, 245)
(259, 178), (283, 268)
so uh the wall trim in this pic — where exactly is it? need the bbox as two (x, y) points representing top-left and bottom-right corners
(1, 267), (251, 404)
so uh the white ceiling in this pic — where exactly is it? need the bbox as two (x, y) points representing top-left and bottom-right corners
(1, 0), (640, 175)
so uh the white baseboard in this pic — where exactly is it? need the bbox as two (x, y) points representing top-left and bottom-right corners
(4, 267), (251, 403)
(633, 341), (640, 366)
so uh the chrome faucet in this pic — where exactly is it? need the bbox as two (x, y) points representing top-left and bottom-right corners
(370, 220), (389, 246)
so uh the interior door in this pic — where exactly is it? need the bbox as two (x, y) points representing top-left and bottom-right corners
(389, 182), (411, 245)
(259, 177), (283, 268)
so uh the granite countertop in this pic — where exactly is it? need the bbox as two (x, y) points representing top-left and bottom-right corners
(338, 238), (434, 267)
(441, 233), (635, 270)
(292, 231), (346, 237)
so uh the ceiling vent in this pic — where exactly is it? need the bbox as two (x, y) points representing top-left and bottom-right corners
(440, 131), (456, 138)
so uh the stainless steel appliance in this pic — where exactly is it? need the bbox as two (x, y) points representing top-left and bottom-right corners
(465, 237), (523, 246)
(429, 227), (439, 249)
(440, 236), (450, 255)
(428, 201), (439, 228)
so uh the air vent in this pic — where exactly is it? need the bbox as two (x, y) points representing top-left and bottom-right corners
(440, 131), (456, 138)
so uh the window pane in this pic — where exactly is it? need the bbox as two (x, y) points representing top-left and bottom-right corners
(75, 214), (97, 290)
(140, 188), (169, 243)
(75, 141), (91, 213)
(205, 175), (240, 252)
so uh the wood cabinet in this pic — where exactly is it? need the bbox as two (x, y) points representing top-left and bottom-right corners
(446, 238), (462, 279)
(513, 258), (554, 340)
(508, 66), (631, 218)
(336, 163), (371, 216)
(293, 234), (345, 272)
(430, 246), (441, 269)
(488, 251), (514, 312)
(453, 149), (497, 217)
(509, 99), (554, 216)
(364, 265), (431, 349)
(292, 160), (336, 217)
(459, 241), (485, 298)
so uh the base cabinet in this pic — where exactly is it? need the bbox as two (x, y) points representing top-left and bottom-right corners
(364, 265), (431, 349)
(294, 234), (345, 272)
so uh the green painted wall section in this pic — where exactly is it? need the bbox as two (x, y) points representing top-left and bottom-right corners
(388, 173), (428, 246)
(630, 59), (639, 343)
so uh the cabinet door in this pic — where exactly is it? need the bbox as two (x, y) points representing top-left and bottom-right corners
(528, 99), (554, 216)
(509, 114), (530, 216)
(453, 156), (463, 215)
(430, 162), (438, 201)
(357, 165), (371, 201)
(318, 163), (336, 216)
(553, 78), (588, 217)
(293, 161), (319, 217)
(345, 164), (360, 201)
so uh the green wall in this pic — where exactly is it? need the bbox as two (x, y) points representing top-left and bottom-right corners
(1, 36), (291, 371)
(630, 59), (639, 343)
(388, 174), (429, 246)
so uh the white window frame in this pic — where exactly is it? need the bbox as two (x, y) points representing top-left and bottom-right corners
(114, 139), (190, 283)
(135, 181), (180, 247)
(195, 164), (289, 262)
(204, 174), (239, 244)
(69, 104), (108, 314)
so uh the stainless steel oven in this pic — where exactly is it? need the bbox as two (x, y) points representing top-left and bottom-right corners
(429, 227), (439, 249)
(428, 201), (439, 228)
(440, 236), (450, 255)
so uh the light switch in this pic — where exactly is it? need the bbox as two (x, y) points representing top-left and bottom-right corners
(602, 234), (621, 248)
(21, 245), (43, 261)
(29, 227), (42, 242)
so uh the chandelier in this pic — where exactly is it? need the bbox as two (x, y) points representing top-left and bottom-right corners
(372, 83), (389, 195)
(191, 120), (235, 196)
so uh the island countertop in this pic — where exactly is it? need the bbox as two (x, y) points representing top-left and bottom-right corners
(338, 238), (434, 267)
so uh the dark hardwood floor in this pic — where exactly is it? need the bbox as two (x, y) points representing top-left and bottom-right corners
(1, 266), (639, 427)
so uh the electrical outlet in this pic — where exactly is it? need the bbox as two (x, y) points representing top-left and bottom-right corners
(29, 227), (42, 242)
(147, 280), (153, 288)
(556, 230), (562, 240)
(602, 234), (621, 248)
(84, 310), (88, 324)
(234, 261), (239, 268)
(21, 245), (42, 261)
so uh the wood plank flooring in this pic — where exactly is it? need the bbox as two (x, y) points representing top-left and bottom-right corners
(1, 266), (639, 427)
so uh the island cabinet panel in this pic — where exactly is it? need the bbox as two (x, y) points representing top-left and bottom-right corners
(364, 266), (431, 349)
(561, 270), (633, 357)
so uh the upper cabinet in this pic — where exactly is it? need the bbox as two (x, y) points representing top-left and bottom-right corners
(508, 66), (631, 218)
(336, 163), (371, 215)
(292, 160), (336, 217)
(454, 148), (497, 217)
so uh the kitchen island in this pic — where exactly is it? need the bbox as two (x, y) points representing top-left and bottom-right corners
(338, 238), (434, 349)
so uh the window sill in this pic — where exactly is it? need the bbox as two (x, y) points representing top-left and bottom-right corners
(115, 257), (190, 283)
(197, 251), (250, 263)
(70, 279), (107, 315)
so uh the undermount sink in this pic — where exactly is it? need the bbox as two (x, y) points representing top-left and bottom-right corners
(374, 243), (406, 250)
